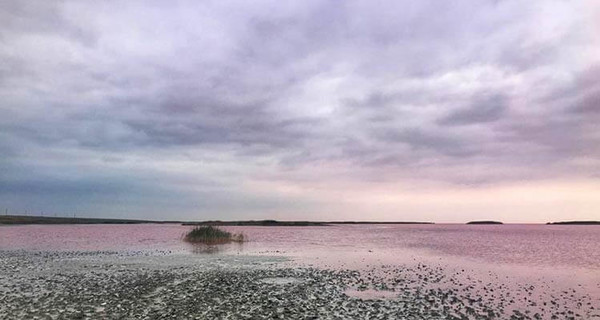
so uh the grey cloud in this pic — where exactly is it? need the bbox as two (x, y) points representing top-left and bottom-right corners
(492, 69), (600, 167)
(377, 128), (477, 158)
(123, 114), (316, 150)
(572, 89), (600, 115)
(0, 1), (97, 48)
(438, 94), (507, 126)
(0, 178), (133, 196)
(0, 0), (598, 218)
(569, 67), (600, 115)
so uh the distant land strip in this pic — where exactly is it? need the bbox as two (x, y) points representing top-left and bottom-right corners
(546, 221), (600, 225)
(182, 220), (327, 226)
(466, 221), (503, 225)
(0, 215), (175, 225)
(3, 216), (599, 226)
(0, 215), (433, 226)
(183, 220), (435, 226)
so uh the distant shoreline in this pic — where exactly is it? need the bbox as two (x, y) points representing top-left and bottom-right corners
(2, 215), (598, 226)
(0, 215), (170, 225)
(546, 221), (600, 225)
(182, 220), (435, 226)
(0, 215), (434, 226)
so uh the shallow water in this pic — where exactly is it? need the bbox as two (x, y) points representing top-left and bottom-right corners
(1, 224), (598, 287)
(1, 223), (598, 268)
(1, 223), (599, 316)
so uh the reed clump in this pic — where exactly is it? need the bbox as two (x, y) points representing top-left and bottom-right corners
(184, 225), (245, 244)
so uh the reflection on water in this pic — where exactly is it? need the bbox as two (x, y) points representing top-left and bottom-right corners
(189, 244), (222, 254)
(188, 241), (245, 254)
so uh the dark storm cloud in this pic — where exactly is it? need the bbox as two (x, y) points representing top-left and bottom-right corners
(0, 0), (598, 217)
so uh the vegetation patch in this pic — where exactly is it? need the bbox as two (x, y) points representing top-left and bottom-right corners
(184, 225), (245, 244)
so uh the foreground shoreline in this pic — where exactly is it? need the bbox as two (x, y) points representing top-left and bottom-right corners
(1, 250), (597, 319)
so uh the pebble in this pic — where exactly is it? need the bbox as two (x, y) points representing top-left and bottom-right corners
(0, 250), (597, 319)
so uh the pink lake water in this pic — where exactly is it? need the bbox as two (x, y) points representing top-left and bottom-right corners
(1, 223), (599, 315)
(1, 224), (598, 270)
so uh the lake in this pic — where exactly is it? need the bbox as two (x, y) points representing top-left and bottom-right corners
(1, 223), (598, 268)
(1, 223), (599, 318)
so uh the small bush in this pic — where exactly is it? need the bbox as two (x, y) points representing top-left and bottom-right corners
(184, 225), (245, 244)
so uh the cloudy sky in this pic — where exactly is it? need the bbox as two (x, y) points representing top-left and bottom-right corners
(1, 1), (599, 222)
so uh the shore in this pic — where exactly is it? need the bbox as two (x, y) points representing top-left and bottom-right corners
(1, 250), (597, 319)
(0, 215), (433, 226)
(0, 215), (162, 225)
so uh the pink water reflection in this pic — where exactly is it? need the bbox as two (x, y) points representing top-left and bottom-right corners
(2, 223), (598, 314)
(1, 224), (599, 271)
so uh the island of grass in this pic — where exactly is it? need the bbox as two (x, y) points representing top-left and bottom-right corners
(546, 221), (600, 225)
(184, 225), (245, 244)
(466, 221), (503, 225)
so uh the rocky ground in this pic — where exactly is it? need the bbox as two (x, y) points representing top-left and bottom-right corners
(0, 250), (597, 319)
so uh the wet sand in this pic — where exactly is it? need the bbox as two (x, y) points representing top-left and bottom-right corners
(1, 249), (598, 319)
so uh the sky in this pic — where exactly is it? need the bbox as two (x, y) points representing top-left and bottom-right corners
(1, 1), (599, 223)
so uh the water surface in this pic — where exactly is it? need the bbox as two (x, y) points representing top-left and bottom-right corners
(2, 223), (598, 314)
(1, 223), (598, 269)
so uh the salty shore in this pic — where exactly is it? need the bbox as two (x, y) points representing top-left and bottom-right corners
(1, 250), (597, 319)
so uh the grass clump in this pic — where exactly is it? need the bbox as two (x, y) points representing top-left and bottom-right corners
(184, 225), (245, 244)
